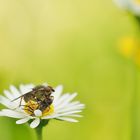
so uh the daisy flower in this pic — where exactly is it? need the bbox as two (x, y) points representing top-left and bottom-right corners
(114, 0), (140, 16)
(0, 84), (85, 129)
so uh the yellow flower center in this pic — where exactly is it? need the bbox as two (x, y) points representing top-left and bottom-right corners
(24, 100), (54, 117)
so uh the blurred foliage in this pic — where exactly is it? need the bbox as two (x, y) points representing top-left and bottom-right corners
(117, 36), (140, 66)
(0, 0), (140, 140)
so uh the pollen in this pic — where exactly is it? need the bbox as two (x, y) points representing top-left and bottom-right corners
(24, 100), (38, 115)
(24, 100), (54, 117)
(42, 105), (54, 117)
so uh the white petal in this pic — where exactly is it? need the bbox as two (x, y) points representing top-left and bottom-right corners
(54, 101), (80, 110)
(42, 110), (82, 119)
(54, 93), (70, 106)
(113, 0), (127, 9)
(30, 118), (40, 128)
(16, 117), (30, 124)
(59, 101), (81, 109)
(4, 90), (14, 100)
(34, 110), (42, 117)
(10, 85), (21, 97)
(55, 110), (82, 117)
(63, 93), (77, 103)
(56, 117), (79, 122)
(19, 84), (34, 94)
(67, 114), (83, 117)
(0, 95), (16, 109)
(0, 111), (4, 116)
(25, 84), (35, 90)
(131, 3), (140, 15)
(42, 115), (57, 119)
(54, 93), (78, 109)
(56, 104), (85, 113)
(53, 85), (63, 103)
(1, 109), (28, 118)
(66, 101), (81, 106)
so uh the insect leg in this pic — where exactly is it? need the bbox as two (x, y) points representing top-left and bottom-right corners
(24, 108), (34, 114)
(20, 105), (34, 115)
(19, 96), (23, 107)
(20, 105), (34, 111)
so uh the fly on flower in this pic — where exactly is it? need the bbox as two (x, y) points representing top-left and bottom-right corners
(0, 84), (85, 128)
(12, 85), (55, 116)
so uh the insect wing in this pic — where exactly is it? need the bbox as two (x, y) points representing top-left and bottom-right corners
(11, 91), (33, 102)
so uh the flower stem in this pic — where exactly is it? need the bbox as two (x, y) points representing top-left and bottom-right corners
(131, 63), (138, 140)
(35, 120), (49, 140)
(35, 126), (43, 140)
(130, 15), (140, 140)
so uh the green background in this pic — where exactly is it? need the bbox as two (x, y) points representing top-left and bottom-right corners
(0, 0), (139, 140)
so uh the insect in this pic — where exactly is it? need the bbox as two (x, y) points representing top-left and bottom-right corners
(12, 85), (55, 113)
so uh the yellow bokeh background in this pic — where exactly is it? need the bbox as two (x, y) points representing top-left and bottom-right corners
(0, 0), (140, 140)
